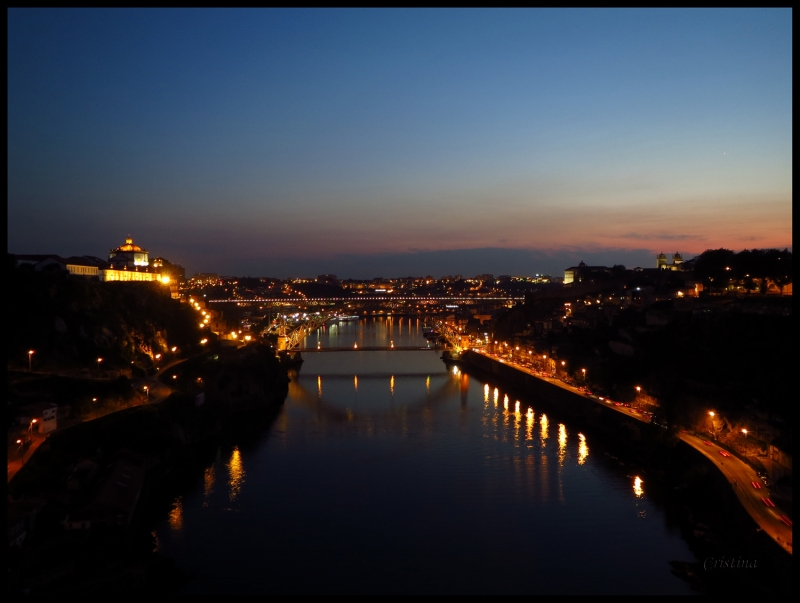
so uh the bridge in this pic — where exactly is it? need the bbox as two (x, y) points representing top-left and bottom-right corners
(295, 346), (439, 352)
(209, 296), (523, 304)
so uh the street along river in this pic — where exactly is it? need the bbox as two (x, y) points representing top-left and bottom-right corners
(152, 317), (699, 594)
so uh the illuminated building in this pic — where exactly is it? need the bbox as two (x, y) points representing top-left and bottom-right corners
(657, 252), (684, 271)
(100, 237), (164, 284)
(108, 237), (149, 269)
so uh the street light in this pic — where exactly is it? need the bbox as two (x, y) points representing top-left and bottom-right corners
(144, 386), (149, 401)
(97, 357), (103, 373)
(28, 350), (34, 372)
(708, 411), (717, 438)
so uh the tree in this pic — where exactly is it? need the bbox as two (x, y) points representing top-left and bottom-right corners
(690, 249), (736, 289)
(762, 248), (792, 295)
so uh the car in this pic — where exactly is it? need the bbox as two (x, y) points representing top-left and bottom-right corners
(780, 516), (792, 526)
(761, 498), (775, 508)
(751, 481), (762, 489)
(719, 450), (731, 458)
(703, 440), (712, 446)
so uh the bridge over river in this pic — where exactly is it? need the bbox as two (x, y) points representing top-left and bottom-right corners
(295, 346), (441, 352)
(208, 296), (524, 304)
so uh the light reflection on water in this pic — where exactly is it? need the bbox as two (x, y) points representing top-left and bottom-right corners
(227, 447), (245, 503)
(155, 318), (696, 595)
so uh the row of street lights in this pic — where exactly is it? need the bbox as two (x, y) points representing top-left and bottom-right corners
(490, 341), (587, 384)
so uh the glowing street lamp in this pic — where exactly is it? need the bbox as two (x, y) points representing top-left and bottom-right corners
(96, 357), (103, 373)
(144, 386), (149, 401)
(28, 350), (34, 372)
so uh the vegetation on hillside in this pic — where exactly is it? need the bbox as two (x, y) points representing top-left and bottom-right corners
(8, 265), (203, 374)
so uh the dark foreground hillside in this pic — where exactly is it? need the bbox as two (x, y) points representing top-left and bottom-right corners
(8, 267), (202, 374)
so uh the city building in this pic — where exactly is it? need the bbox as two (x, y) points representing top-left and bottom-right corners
(108, 237), (149, 269)
(12, 254), (106, 277)
(563, 262), (613, 285)
(100, 237), (165, 283)
(657, 252), (684, 271)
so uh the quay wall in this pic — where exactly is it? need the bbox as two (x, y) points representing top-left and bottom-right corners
(457, 350), (665, 452)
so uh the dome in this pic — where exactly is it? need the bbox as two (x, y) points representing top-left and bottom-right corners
(112, 237), (145, 252)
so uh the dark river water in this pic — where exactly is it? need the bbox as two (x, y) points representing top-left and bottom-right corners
(153, 317), (698, 594)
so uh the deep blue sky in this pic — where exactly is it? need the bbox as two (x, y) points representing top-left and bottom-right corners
(8, 9), (792, 278)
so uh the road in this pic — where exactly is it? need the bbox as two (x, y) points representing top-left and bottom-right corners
(679, 432), (792, 555)
(474, 349), (792, 556)
(7, 370), (177, 484)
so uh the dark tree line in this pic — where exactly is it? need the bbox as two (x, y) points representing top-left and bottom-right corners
(685, 248), (792, 294)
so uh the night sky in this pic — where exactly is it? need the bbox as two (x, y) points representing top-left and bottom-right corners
(8, 9), (792, 279)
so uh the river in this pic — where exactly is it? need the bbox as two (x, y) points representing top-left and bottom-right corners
(153, 317), (697, 594)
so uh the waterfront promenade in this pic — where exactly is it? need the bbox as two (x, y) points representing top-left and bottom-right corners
(470, 349), (792, 556)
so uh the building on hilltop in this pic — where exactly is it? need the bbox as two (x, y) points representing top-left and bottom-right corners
(563, 262), (613, 285)
(151, 257), (186, 284)
(12, 254), (106, 277)
(657, 252), (684, 271)
(108, 236), (149, 269)
(100, 236), (164, 284)
(12, 238), (178, 296)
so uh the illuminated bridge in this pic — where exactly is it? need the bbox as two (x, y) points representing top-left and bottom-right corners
(209, 296), (523, 304)
(295, 346), (439, 352)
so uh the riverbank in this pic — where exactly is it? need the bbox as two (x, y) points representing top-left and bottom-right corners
(453, 349), (792, 594)
(455, 350), (666, 453)
(7, 345), (289, 595)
